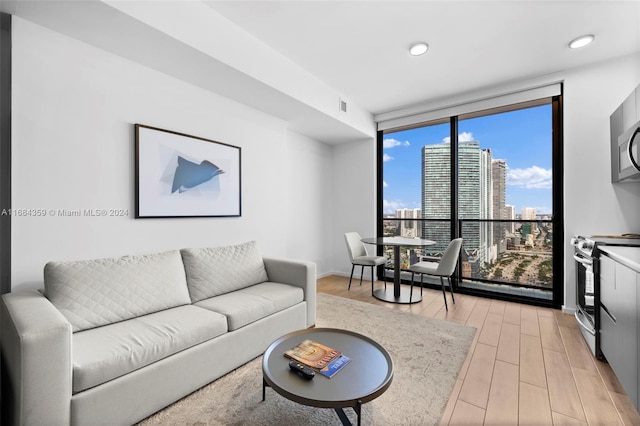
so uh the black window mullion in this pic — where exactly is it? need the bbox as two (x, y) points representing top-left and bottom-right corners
(450, 116), (460, 288)
(376, 130), (386, 276)
(551, 92), (564, 308)
(450, 116), (459, 240)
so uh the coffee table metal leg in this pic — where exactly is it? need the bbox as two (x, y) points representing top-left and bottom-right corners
(262, 379), (268, 401)
(334, 408), (351, 425)
(333, 400), (362, 426)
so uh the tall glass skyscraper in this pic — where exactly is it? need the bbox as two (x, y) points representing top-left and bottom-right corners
(421, 142), (450, 253)
(492, 159), (507, 254)
(422, 141), (493, 267)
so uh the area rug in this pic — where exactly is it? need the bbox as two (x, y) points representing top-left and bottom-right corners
(138, 293), (476, 425)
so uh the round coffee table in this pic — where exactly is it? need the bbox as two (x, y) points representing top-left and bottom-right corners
(262, 328), (394, 426)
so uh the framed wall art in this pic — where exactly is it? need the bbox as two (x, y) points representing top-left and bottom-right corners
(135, 124), (241, 218)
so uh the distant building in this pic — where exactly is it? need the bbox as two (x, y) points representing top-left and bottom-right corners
(521, 207), (536, 220)
(421, 142), (451, 251)
(395, 208), (421, 237)
(521, 207), (538, 234)
(504, 204), (516, 234)
(422, 140), (491, 265)
(492, 159), (506, 255)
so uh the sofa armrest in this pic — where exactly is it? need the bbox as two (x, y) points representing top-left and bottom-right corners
(1, 291), (72, 426)
(263, 257), (316, 328)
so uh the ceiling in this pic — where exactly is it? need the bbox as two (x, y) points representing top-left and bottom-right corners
(205, 0), (640, 115)
(3, 1), (640, 143)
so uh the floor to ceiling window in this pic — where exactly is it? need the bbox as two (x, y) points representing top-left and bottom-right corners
(377, 93), (563, 308)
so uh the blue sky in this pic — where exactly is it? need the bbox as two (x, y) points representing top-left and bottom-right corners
(383, 104), (553, 216)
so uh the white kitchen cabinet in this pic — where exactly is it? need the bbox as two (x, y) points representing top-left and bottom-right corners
(599, 251), (639, 410)
(599, 255), (616, 367)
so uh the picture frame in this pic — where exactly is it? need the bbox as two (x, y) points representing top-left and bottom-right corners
(135, 124), (241, 218)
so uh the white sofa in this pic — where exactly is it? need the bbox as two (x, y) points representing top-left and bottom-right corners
(0, 241), (316, 425)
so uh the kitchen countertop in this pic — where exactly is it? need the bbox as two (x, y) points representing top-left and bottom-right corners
(600, 246), (640, 273)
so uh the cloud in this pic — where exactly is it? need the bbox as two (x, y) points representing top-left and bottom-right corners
(383, 138), (410, 149)
(507, 166), (552, 189)
(383, 181), (389, 188)
(383, 199), (407, 213)
(459, 132), (474, 142)
(531, 206), (553, 215)
(442, 132), (474, 143)
(383, 153), (394, 162)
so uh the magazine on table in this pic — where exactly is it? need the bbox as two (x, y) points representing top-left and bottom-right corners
(284, 339), (350, 377)
(318, 354), (352, 378)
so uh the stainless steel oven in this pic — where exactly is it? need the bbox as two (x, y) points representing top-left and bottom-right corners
(572, 236), (599, 357)
(572, 235), (640, 358)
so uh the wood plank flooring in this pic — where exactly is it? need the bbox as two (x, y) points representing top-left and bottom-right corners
(317, 275), (640, 425)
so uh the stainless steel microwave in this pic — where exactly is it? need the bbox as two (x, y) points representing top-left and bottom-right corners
(615, 120), (640, 181)
(610, 85), (640, 182)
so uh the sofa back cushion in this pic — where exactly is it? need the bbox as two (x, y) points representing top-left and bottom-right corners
(181, 241), (269, 302)
(44, 250), (191, 332)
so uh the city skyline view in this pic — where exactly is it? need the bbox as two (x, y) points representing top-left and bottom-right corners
(383, 104), (553, 216)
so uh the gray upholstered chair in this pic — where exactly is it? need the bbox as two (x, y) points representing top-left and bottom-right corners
(344, 232), (389, 293)
(408, 238), (463, 309)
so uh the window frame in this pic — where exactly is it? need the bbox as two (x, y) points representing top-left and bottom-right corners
(376, 92), (564, 309)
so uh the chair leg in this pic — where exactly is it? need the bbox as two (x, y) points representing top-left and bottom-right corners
(440, 276), (449, 311)
(448, 276), (455, 304)
(420, 274), (424, 297)
(348, 264), (355, 290)
(359, 265), (365, 286)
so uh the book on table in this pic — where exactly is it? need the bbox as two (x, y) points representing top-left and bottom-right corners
(318, 354), (352, 378)
(283, 339), (343, 370)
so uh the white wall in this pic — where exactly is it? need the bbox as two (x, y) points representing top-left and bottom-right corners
(10, 18), (333, 291)
(330, 138), (378, 279)
(563, 52), (640, 310)
(284, 130), (334, 274)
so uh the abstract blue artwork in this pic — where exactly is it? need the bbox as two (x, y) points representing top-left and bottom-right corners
(171, 157), (225, 194)
(135, 124), (241, 218)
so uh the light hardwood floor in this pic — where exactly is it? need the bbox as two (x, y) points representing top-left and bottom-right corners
(317, 275), (640, 425)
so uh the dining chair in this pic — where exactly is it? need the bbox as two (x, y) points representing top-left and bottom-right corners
(408, 238), (463, 310)
(344, 232), (389, 294)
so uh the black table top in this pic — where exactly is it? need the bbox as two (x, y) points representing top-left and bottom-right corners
(262, 328), (394, 409)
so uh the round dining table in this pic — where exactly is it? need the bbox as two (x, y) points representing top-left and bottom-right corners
(361, 236), (435, 304)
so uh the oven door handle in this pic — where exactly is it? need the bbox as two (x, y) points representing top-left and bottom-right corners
(573, 254), (593, 266)
(575, 309), (596, 336)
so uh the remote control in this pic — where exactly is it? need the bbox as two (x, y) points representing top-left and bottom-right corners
(288, 360), (315, 379)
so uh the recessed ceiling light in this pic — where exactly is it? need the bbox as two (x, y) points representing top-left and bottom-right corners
(569, 34), (595, 49)
(409, 42), (429, 56)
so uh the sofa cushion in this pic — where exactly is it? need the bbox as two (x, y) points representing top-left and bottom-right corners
(194, 282), (303, 331)
(44, 250), (191, 332)
(72, 305), (227, 393)
(181, 241), (269, 303)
